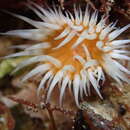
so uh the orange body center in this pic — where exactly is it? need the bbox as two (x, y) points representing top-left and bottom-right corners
(41, 24), (107, 79)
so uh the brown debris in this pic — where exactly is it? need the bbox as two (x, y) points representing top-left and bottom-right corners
(0, 102), (15, 130)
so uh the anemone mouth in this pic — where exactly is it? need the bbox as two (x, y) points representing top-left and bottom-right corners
(3, 1), (130, 107)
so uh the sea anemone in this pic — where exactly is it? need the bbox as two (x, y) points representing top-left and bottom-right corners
(2, 2), (130, 106)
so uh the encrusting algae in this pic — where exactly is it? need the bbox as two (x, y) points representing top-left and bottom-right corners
(2, 1), (130, 107)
